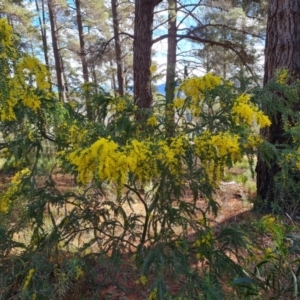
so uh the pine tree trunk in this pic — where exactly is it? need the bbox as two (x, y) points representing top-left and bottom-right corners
(133, 0), (162, 120)
(48, 0), (64, 101)
(111, 0), (124, 96)
(256, 0), (300, 208)
(165, 0), (177, 138)
(75, 0), (93, 120)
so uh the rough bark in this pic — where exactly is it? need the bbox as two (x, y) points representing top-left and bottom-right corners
(111, 0), (124, 96)
(256, 0), (300, 207)
(165, 0), (177, 138)
(75, 0), (93, 120)
(47, 0), (64, 101)
(133, 0), (162, 119)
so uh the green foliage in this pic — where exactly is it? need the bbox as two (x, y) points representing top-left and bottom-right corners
(233, 215), (300, 299)
(2, 19), (300, 300)
(252, 75), (300, 214)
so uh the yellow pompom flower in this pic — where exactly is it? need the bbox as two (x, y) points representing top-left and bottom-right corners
(147, 115), (157, 126)
(232, 94), (271, 128)
(178, 73), (223, 116)
(173, 97), (185, 109)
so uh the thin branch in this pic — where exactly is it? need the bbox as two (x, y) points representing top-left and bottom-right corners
(152, 33), (256, 77)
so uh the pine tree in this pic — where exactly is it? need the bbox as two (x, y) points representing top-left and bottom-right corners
(256, 0), (300, 209)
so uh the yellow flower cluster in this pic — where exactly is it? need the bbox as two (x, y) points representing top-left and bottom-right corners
(156, 136), (187, 177)
(21, 93), (41, 112)
(173, 97), (185, 109)
(0, 147), (10, 159)
(75, 266), (84, 280)
(11, 168), (31, 184)
(194, 131), (242, 184)
(147, 115), (157, 126)
(110, 97), (127, 113)
(22, 268), (35, 291)
(81, 82), (92, 93)
(68, 124), (87, 147)
(245, 134), (263, 149)
(0, 19), (50, 121)
(0, 18), (18, 120)
(0, 193), (10, 213)
(17, 56), (50, 90)
(275, 68), (289, 85)
(0, 168), (30, 213)
(0, 18), (15, 57)
(67, 138), (151, 185)
(66, 136), (188, 186)
(264, 247), (276, 259)
(148, 288), (158, 300)
(260, 214), (276, 235)
(149, 64), (157, 74)
(194, 231), (213, 247)
(232, 94), (271, 128)
(194, 230), (213, 260)
(177, 73), (222, 116)
(180, 73), (222, 99)
(136, 275), (147, 285)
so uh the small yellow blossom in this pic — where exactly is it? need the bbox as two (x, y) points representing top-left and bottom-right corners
(150, 64), (157, 74)
(75, 266), (84, 280)
(275, 68), (289, 85)
(22, 268), (35, 291)
(148, 288), (157, 300)
(147, 115), (157, 126)
(245, 134), (263, 149)
(11, 168), (30, 184)
(173, 97), (185, 109)
(136, 275), (147, 285)
(115, 98), (127, 112)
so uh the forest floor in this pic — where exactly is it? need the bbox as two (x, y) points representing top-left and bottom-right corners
(50, 165), (259, 300)
(2, 163), (264, 300)
(92, 180), (256, 300)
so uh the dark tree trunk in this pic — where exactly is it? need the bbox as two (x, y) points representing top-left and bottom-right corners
(35, 0), (52, 91)
(75, 0), (93, 120)
(133, 0), (162, 119)
(48, 0), (64, 101)
(111, 0), (124, 96)
(35, 0), (49, 68)
(256, 0), (300, 208)
(165, 0), (177, 138)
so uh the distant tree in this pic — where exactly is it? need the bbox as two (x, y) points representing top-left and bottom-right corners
(47, 0), (66, 101)
(111, 0), (124, 96)
(74, 0), (93, 120)
(35, 0), (50, 68)
(192, 0), (266, 79)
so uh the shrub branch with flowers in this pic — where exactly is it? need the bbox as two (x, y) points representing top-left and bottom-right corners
(2, 19), (300, 299)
